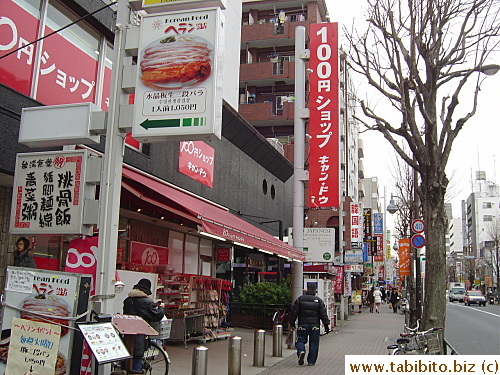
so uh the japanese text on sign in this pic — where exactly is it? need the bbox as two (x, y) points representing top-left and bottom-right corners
(308, 23), (339, 208)
(10, 150), (92, 235)
(6, 318), (61, 375)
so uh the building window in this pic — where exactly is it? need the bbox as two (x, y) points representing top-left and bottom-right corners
(482, 202), (492, 209)
(483, 215), (493, 222)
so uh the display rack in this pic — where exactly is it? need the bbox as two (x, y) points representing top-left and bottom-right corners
(164, 308), (205, 347)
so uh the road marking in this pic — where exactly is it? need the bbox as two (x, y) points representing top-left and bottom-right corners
(448, 302), (500, 317)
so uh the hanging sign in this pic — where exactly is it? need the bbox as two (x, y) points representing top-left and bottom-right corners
(132, 8), (224, 142)
(9, 150), (95, 235)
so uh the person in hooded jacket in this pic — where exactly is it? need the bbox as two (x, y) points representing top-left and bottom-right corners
(123, 278), (164, 373)
(289, 282), (330, 366)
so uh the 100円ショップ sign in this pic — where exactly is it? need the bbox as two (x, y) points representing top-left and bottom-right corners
(133, 8), (223, 143)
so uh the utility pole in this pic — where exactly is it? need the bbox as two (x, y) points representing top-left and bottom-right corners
(292, 26), (307, 303)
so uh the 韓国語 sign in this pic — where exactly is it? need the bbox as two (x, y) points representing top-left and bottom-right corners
(6, 318), (61, 375)
(9, 150), (94, 235)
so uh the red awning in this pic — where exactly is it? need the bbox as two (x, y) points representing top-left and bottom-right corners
(122, 167), (305, 261)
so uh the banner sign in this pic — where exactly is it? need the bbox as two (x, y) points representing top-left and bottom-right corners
(215, 246), (231, 261)
(350, 202), (362, 248)
(10, 150), (94, 235)
(65, 236), (98, 292)
(374, 233), (384, 262)
(0, 0), (112, 109)
(179, 141), (215, 187)
(133, 8), (223, 142)
(373, 213), (383, 234)
(333, 265), (343, 294)
(308, 22), (339, 208)
(130, 241), (169, 266)
(398, 238), (411, 277)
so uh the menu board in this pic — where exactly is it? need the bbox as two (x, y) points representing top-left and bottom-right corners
(78, 323), (130, 364)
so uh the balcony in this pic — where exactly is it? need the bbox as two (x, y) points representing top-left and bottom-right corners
(239, 101), (294, 126)
(241, 21), (310, 48)
(240, 60), (295, 86)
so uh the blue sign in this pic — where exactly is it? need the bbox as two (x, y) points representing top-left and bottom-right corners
(411, 234), (425, 248)
(373, 213), (383, 234)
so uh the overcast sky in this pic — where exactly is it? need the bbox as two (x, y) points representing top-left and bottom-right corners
(327, 0), (500, 218)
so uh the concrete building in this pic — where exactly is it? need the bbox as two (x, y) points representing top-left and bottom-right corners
(464, 172), (500, 291)
(0, 0), (305, 293)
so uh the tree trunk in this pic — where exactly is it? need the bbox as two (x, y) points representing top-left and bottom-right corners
(420, 174), (448, 330)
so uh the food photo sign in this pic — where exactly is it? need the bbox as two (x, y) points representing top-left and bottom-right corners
(132, 8), (224, 143)
(0, 268), (91, 375)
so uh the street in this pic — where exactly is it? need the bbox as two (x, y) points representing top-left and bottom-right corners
(445, 301), (500, 355)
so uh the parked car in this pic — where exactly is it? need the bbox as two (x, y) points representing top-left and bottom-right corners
(464, 290), (486, 306)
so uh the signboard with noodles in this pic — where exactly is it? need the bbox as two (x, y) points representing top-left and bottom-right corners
(0, 268), (91, 375)
(133, 8), (224, 142)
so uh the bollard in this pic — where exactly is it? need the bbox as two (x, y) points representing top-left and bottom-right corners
(192, 345), (208, 375)
(272, 324), (283, 357)
(286, 328), (296, 350)
(253, 329), (266, 367)
(228, 336), (242, 375)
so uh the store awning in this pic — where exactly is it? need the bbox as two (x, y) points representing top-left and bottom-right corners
(122, 167), (305, 261)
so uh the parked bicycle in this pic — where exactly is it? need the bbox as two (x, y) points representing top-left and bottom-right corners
(387, 320), (443, 355)
(272, 306), (290, 327)
(112, 336), (170, 375)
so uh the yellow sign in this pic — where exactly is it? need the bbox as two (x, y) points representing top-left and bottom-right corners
(6, 318), (61, 375)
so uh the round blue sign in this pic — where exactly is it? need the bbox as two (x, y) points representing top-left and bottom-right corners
(411, 234), (425, 248)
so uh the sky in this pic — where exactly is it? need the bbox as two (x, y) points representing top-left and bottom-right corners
(327, 0), (500, 218)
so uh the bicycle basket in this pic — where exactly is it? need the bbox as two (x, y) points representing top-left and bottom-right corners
(415, 331), (442, 355)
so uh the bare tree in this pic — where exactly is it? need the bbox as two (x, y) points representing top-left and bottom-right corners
(346, 0), (500, 329)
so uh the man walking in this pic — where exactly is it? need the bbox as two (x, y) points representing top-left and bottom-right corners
(289, 283), (330, 366)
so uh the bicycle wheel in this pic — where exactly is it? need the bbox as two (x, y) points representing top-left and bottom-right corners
(393, 349), (405, 355)
(142, 341), (170, 375)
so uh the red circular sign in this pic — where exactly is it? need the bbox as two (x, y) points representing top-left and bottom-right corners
(411, 219), (425, 233)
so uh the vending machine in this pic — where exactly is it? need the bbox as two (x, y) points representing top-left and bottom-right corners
(303, 264), (337, 334)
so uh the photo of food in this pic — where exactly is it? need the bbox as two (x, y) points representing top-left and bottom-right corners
(19, 294), (71, 336)
(54, 352), (66, 375)
(140, 35), (212, 89)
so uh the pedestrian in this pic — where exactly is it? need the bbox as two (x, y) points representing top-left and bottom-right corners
(13, 237), (37, 268)
(367, 287), (375, 313)
(389, 288), (399, 313)
(373, 287), (382, 313)
(289, 282), (330, 366)
(381, 287), (387, 303)
(123, 278), (164, 373)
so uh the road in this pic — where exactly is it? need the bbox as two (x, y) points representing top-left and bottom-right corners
(445, 301), (500, 355)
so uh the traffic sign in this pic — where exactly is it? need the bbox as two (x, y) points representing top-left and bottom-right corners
(411, 219), (425, 233)
(411, 234), (426, 248)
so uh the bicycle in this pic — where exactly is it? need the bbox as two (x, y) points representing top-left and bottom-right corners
(387, 321), (443, 355)
(112, 336), (170, 375)
(272, 307), (289, 327)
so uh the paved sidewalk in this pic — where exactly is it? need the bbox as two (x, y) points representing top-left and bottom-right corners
(164, 303), (405, 374)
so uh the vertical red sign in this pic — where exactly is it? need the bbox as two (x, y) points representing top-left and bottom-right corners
(179, 141), (215, 188)
(308, 23), (339, 208)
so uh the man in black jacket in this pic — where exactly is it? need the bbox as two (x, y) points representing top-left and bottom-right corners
(123, 278), (164, 373)
(289, 282), (330, 366)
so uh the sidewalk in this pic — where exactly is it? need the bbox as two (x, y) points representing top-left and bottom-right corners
(163, 303), (405, 374)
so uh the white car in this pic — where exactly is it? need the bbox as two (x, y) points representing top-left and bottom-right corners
(464, 290), (486, 306)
